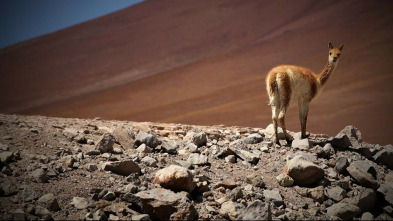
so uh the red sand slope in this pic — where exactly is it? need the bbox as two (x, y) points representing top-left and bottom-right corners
(1, 0), (392, 144)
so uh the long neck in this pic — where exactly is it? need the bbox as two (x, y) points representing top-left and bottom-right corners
(317, 60), (337, 87)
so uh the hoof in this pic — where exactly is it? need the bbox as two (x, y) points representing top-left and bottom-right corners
(301, 132), (310, 139)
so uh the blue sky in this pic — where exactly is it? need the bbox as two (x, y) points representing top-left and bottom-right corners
(0, 0), (143, 49)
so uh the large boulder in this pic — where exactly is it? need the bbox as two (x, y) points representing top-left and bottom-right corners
(153, 165), (195, 193)
(284, 155), (324, 186)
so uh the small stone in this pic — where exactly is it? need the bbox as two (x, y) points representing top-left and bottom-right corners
(331, 133), (352, 149)
(238, 200), (271, 220)
(161, 141), (178, 154)
(96, 133), (116, 153)
(327, 202), (361, 220)
(263, 189), (283, 206)
(326, 186), (346, 202)
(184, 131), (207, 147)
(307, 186), (325, 203)
(276, 173), (294, 187)
(136, 144), (152, 153)
(71, 197), (89, 209)
(135, 131), (160, 148)
(284, 155), (324, 186)
(217, 179), (238, 190)
(377, 182), (393, 206)
(141, 156), (157, 167)
(335, 156), (349, 174)
(187, 153), (209, 165)
(291, 138), (312, 150)
(153, 165), (195, 193)
(373, 146), (393, 169)
(132, 214), (151, 221)
(219, 201), (246, 220)
(0, 151), (14, 163)
(346, 160), (378, 189)
(35, 206), (52, 220)
(101, 160), (141, 176)
(37, 193), (60, 211)
(31, 168), (49, 183)
(11, 208), (26, 220)
(243, 133), (263, 144)
(102, 191), (116, 201)
(360, 212), (374, 221)
(228, 140), (260, 164)
(225, 155), (236, 163)
(323, 143), (335, 157)
(85, 163), (98, 172)
(338, 125), (362, 147)
(113, 124), (135, 148)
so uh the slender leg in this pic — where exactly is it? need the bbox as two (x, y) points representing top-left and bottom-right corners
(278, 112), (291, 144)
(298, 100), (310, 139)
(272, 105), (279, 144)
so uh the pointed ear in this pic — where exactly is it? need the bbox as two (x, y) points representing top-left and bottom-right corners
(339, 43), (344, 51)
(328, 42), (333, 49)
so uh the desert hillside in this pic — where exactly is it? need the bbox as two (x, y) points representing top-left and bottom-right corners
(0, 0), (392, 145)
(0, 114), (393, 220)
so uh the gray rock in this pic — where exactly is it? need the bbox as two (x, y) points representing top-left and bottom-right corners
(284, 155), (324, 186)
(263, 189), (283, 206)
(136, 144), (152, 153)
(93, 209), (108, 221)
(331, 133), (352, 149)
(35, 206), (52, 220)
(323, 143), (335, 157)
(135, 188), (186, 220)
(346, 160), (378, 189)
(219, 201), (246, 220)
(291, 138), (312, 150)
(132, 214), (151, 221)
(102, 191), (116, 201)
(342, 188), (377, 212)
(338, 125), (362, 147)
(0, 143), (9, 151)
(326, 186), (346, 202)
(184, 131), (207, 147)
(276, 173), (294, 187)
(187, 153), (209, 166)
(238, 200), (271, 220)
(228, 140), (259, 164)
(113, 125), (135, 148)
(31, 168), (49, 183)
(358, 143), (378, 159)
(96, 133), (116, 153)
(335, 157), (349, 174)
(85, 163), (98, 172)
(327, 202), (361, 221)
(101, 160), (141, 176)
(10, 208), (26, 221)
(373, 146), (393, 169)
(135, 131), (160, 148)
(0, 151), (14, 163)
(153, 165), (195, 193)
(243, 133), (263, 144)
(360, 212), (374, 221)
(141, 156), (157, 167)
(175, 160), (193, 169)
(225, 155), (236, 163)
(37, 193), (60, 211)
(1, 180), (19, 196)
(169, 203), (198, 220)
(307, 186), (325, 203)
(21, 185), (38, 201)
(161, 141), (178, 154)
(377, 182), (393, 206)
(71, 197), (89, 209)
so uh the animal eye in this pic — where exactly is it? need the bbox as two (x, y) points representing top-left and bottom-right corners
(329, 52), (332, 55)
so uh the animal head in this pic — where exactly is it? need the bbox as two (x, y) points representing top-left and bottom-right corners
(328, 42), (343, 63)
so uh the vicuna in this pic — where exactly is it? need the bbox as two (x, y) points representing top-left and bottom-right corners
(266, 42), (343, 144)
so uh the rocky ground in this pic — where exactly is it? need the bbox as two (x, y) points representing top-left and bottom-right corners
(0, 113), (392, 220)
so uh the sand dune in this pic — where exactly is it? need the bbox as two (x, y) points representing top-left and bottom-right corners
(0, 0), (392, 144)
